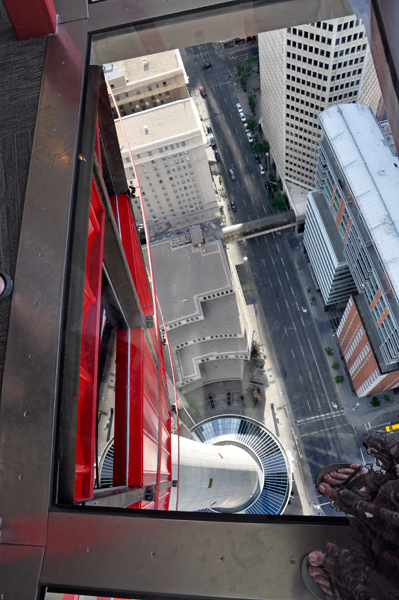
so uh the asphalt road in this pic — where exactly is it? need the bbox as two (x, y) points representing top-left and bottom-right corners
(180, 43), (274, 224)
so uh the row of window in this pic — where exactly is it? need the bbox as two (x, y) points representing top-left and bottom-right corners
(286, 92), (323, 112)
(114, 91), (171, 102)
(344, 326), (364, 360)
(136, 142), (186, 158)
(337, 296), (354, 337)
(286, 75), (326, 100)
(334, 47), (366, 59)
(357, 369), (379, 396)
(288, 28), (332, 43)
(335, 32), (364, 45)
(350, 347), (371, 376)
(287, 39), (330, 57)
(287, 53), (329, 69)
(287, 63), (328, 82)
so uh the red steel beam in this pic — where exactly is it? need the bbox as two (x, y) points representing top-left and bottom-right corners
(3, 0), (57, 40)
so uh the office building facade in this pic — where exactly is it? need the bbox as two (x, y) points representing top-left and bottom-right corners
(104, 49), (189, 118)
(307, 103), (399, 396)
(259, 15), (381, 192)
(115, 98), (218, 232)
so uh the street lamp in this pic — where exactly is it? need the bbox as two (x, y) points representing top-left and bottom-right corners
(265, 151), (270, 174)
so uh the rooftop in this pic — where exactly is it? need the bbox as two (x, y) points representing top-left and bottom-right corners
(308, 191), (346, 264)
(105, 50), (185, 85)
(319, 103), (399, 300)
(115, 98), (202, 150)
(147, 239), (233, 325)
(286, 182), (309, 219)
(177, 336), (249, 380)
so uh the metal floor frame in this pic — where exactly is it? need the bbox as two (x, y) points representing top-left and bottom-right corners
(0, 0), (398, 598)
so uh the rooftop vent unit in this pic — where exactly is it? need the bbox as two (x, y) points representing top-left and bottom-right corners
(142, 58), (149, 69)
(144, 125), (148, 135)
(379, 169), (386, 175)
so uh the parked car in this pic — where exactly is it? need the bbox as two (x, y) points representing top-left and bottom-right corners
(206, 124), (212, 134)
(218, 221), (225, 227)
(202, 62), (212, 69)
(229, 168), (236, 180)
(199, 86), (206, 97)
(253, 152), (260, 163)
(244, 123), (250, 132)
(240, 113), (246, 122)
(247, 132), (254, 143)
(214, 150), (220, 161)
(265, 180), (274, 196)
(207, 133), (216, 146)
(231, 200), (237, 211)
(259, 164), (265, 175)
(236, 102), (242, 111)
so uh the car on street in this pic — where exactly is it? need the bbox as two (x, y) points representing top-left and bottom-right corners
(247, 132), (254, 143)
(218, 221), (225, 227)
(244, 123), (250, 132)
(199, 86), (206, 97)
(236, 102), (242, 111)
(253, 152), (260, 163)
(385, 423), (399, 432)
(229, 168), (236, 180)
(202, 63), (212, 69)
(240, 113), (246, 122)
(207, 133), (216, 146)
(214, 149), (220, 161)
(231, 200), (237, 211)
(259, 164), (265, 175)
(206, 124), (212, 134)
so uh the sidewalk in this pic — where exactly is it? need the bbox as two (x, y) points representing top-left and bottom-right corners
(288, 233), (397, 425)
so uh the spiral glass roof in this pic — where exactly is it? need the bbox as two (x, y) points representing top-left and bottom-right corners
(192, 415), (291, 515)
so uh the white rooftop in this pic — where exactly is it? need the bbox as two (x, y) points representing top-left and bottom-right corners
(319, 104), (399, 299)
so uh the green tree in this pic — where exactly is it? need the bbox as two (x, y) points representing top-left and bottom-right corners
(332, 362), (340, 370)
(308, 287), (312, 294)
(248, 91), (257, 113)
(236, 63), (251, 91)
(246, 55), (256, 71)
(324, 347), (333, 356)
(297, 260), (303, 270)
(310, 296), (317, 306)
(335, 375), (345, 384)
(371, 396), (381, 408)
(246, 118), (258, 134)
(384, 394), (393, 403)
(253, 140), (269, 156)
(271, 194), (288, 212)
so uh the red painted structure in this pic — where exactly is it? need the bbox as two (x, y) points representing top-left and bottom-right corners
(74, 142), (172, 506)
(3, 0), (56, 40)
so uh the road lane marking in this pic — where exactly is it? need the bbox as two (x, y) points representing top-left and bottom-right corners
(233, 144), (236, 151)
(296, 411), (343, 424)
(307, 337), (332, 411)
(301, 316), (305, 326)
(245, 178), (248, 185)
(224, 98), (227, 104)
(271, 257), (275, 265)
(235, 127), (238, 133)
(242, 198), (247, 206)
(276, 302), (280, 311)
(240, 139), (242, 146)
(285, 299), (289, 309)
(252, 173), (255, 179)
(227, 128), (231, 135)
(276, 243), (279, 252)
(263, 206), (267, 214)
(285, 271), (289, 280)
(245, 156), (248, 162)
(262, 259), (266, 266)
(291, 287), (294, 296)
(256, 237), (259, 245)
(299, 374), (303, 384)
(251, 196), (254, 203)
(301, 423), (348, 438)
(269, 278), (272, 285)
(296, 302), (299, 310)
(281, 257), (284, 266)
(239, 160), (242, 168)
(291, 349), (295, 359)
(258, 190), (260, 197)
(300, 345), (304, 356)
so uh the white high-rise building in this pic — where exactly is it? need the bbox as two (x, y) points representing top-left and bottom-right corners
(259, 16), (381, 194)
(115, 98), (218, 231)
